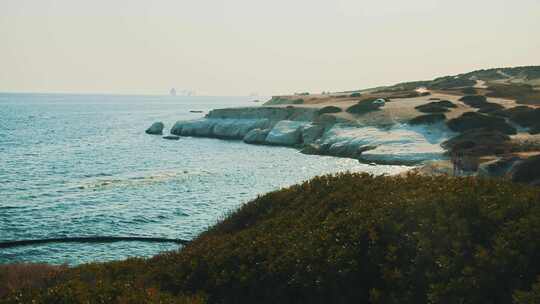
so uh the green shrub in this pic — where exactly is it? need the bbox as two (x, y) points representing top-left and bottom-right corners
(317, 106), (342, 115)
(409, 113), (446, 125)
(415, 100), (456, 113)
(477, 102), (505, 114)
(442, 128), (511, 156)
(508, 107), (540, 128)
(447, 112), (517, 135)
(462, 87), (477, 94)
(530, 124), (540, 135)
(5, 174), (540, 304)
(459, 95), (488, 108)
(264, 97), (304, 105)
(428, 76), (475, 89)
(346, 99), (383, 115)
(511, 155), (540, 184)
(486, 84), (540, 105)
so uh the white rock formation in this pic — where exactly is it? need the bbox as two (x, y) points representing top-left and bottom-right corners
(265, 120), (310, 146)
(301, 124), (325, 144)
(243, 128), (270, 144)
(318, 123), (451, 164)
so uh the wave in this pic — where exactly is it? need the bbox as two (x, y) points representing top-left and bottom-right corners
(75, 169), (207, 190)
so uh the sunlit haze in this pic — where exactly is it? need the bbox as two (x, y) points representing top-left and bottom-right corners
(1, 0), (539, 95)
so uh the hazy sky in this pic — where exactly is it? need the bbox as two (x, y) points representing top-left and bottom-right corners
(1, 0), (539, 96)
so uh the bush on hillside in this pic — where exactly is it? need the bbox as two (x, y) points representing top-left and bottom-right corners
(442, 128), (511, 156)
(317, 106), (342, 115)
(427, 76), (476, 90)
(530, 124), (540, 135)
(415, 100), (457, 113)
(491, 106), (533, 118)
(446, 112), (517, 135)
(508, 107), (540, 128)
(459, 95), (488, 108)
(511, 155), (540, 184)
(477, 102), (505, 114)
(409, 113), (446, 125)
(346, 99), (383, 115)
(5, 174), (540, 304)
(486, 84), (540, 105)
(462, 87), (477, 94)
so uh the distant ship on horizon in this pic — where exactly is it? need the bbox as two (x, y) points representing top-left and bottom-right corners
(170, 88), (177, 96)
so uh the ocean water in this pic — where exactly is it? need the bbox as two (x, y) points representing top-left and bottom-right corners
(0, 93), (410, 265)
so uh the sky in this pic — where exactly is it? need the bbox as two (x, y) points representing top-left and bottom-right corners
(1, 0), (539, 96)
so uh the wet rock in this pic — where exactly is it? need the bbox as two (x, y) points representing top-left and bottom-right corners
(265, 120), (308, 146)
(301, 124), (325, 144)
(300, 144), (321, 155)
(243, 128), (270, 144)
(146, 122), (164, 135)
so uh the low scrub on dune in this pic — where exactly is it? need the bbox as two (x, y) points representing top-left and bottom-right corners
(511, 155), (540, 185)
(459, 95), (488, 108)
(317, 105), (342, 115)
(3, 174), (540, 304)
(442, 128), (512, 156)
(415, 100), (456, 113)
(477, 102), (505, 114)
(486, 84), (540, 105)
(346, 98), (383, 115)
(507, 107), (540, 128)
(447, 112), (517, 135)
(427, 76), (475, 90)
(462, 87), (477, 94)
(409, 113), (446, 125)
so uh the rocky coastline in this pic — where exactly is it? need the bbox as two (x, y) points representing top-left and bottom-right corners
(168, 105), (451, 165)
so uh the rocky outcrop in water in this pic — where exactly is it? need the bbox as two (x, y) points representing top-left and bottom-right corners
(163, 135), (180, 140)
(243, 128), (270, 144)
(146, 122), (164, 135)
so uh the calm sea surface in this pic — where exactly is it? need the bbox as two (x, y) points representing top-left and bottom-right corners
(0, 93), (410, 265)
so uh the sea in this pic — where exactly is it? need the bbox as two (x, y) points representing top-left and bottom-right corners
(0, 93), (410, 265)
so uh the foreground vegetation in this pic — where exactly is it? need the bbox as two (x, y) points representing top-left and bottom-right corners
(2, 173), (540, 303)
